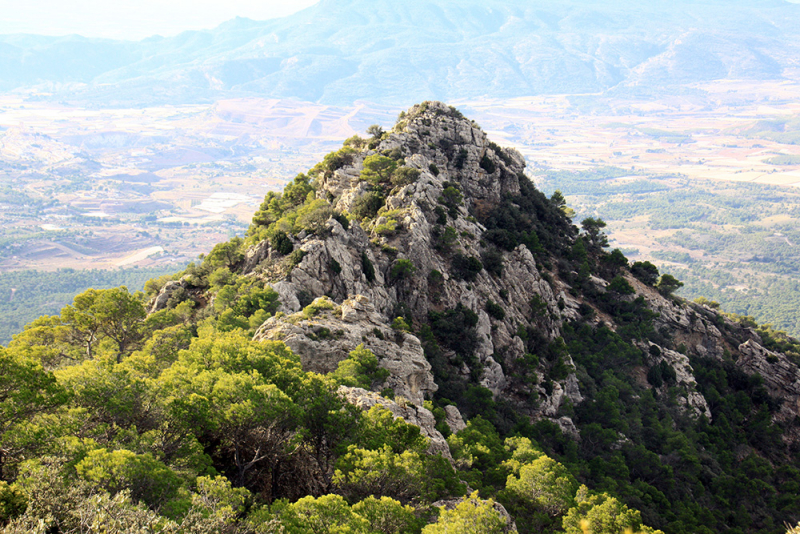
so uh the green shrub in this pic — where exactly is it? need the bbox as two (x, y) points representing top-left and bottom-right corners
(391, 166), (420, 187)
(484, 229), (517, 251)
(530, 295), (547, 318)
(322, 146), (357, 172)
(647, 360), (677, 388)
(343, 135), (366, 149)
(656, 274), (684, 296)
(204, 238), (244, 269)
(392, 317), (412, 332)
(631, 261), (659, 285)
(302, 297), (335, 319)
(485, 300), (506, 321)
(429, 304), (479, 357)
(332, 344), (389, 388)
(429, 163), (440, 176)
(288, 249), (306, 267)
(76, 448), (182, 510)
(352, 192), (385, 220)
(361, 252), (376, 282)
(390, 259), (416, 282)
(361, 155), (398, 185)
(375, 219), (398, 236)
(439, 184), (463, 218)
(479, 154), (496, 174)
(453, 148), (468, 169)
(433, 226), (458, 252)
(608, 276), (635, 295)
(604, 248), (629, 270)
(434, 206), (448, 224)
(481, 248), (504, 277)
(296, 200), (334, 235)
(367, 124), (384, 139)
(451, 254), (483, 282)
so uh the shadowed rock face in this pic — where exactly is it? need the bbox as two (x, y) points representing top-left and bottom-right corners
(235, 100), (800, 445)
(738, 339), (800, 443)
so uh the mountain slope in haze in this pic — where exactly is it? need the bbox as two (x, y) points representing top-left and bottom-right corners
(5, 102), (800, 533)
(2, 0), (799, 105)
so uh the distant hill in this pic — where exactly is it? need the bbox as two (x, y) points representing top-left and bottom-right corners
(2, 0), (799, 105)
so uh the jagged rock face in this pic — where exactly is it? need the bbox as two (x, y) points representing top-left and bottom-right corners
(338, 386), (453, 462)
(253, 296), (437, 405)
(444, 405), (467, 434)
(630, 275), (800, 435)
(642, 341), (712, 420)
(238, 100), (800, 445)
(150, 280), (187, 314)
(245, 101), (572, 417)
(150, 278), (208, 314)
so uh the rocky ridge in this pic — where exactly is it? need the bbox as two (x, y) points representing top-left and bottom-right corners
(159, 100), (800, 447)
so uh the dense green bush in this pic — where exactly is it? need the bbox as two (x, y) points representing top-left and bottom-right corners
(485, 300), (506, 321)
(482, 248), (504, 277)
(439, 183), (463, 218)
(361, 252), (376, 282)
(631, 261), (659, 285)
(352, 191), (386, 220)
(479, 174), (573, 259)
(390, 259), (417, 282)
(480, 154), (496, 174)
(451, 253), (483, 282)
(269, 229), (294, 255)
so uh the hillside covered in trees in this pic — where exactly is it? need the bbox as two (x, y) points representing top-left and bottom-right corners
(2, 102), (800, 533)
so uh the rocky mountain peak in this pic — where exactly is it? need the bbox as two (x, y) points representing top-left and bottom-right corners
(160, 100), (800, 449)
(235, 101), (581, 422)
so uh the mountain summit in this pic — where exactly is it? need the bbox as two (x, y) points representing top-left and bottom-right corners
(209, 100), (800, 441)
(5, 102), (800, 532)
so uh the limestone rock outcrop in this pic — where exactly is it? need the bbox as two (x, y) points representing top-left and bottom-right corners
(254, 295), (436, 405)
(738, 340), (800, 440)
(243, 101), (579, 427)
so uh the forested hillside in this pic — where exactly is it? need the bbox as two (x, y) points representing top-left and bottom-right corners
(2, 102), (800, 534)
(0, 266), (182, 345)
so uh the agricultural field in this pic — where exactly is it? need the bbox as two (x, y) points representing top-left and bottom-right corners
(0, 97), (392, 271)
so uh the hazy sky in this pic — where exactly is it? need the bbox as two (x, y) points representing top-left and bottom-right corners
(4, 0), (800, 40)
(0, 0), (321, 40)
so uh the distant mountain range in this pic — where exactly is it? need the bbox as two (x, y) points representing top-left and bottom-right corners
(1, 0), (799, 105)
